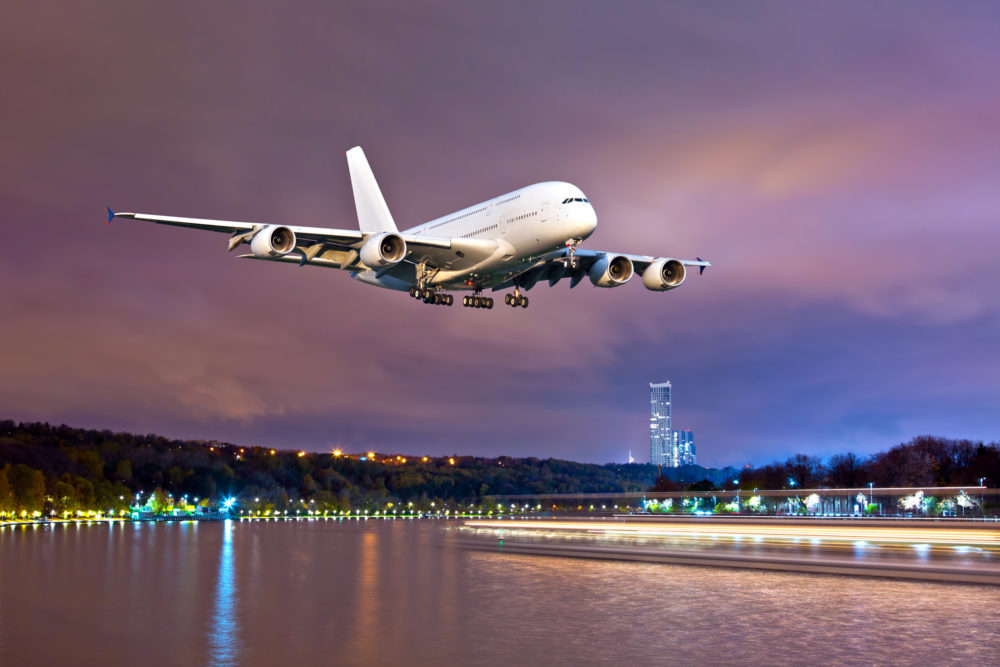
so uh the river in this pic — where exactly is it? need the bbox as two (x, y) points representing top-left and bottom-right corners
(1, 519), (997, 665)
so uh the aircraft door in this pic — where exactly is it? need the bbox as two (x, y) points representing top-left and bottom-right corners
(541, 203), (549, 222)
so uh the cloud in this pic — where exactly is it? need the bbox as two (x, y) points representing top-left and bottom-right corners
(2, 3), (999, 465)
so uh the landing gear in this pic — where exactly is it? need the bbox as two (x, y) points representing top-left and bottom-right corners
(504, 289), (529, 308)
(410, 285), (452, 306)
(463, 294), (493, 309)
(565, 239), (581, 269)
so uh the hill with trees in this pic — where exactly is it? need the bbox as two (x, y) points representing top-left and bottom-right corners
(2, 421), (996, 518)
(0, 420), (660, 516)
(652, 436), (999, 492)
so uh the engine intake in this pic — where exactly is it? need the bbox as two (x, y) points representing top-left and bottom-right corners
(642, 258), (686, 291)
(360, 232), (407, 268)
(588, 254), (634, 288)
(250, 225), (297, 258)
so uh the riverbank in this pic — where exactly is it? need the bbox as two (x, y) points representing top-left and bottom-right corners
(0, 512), (502, 530)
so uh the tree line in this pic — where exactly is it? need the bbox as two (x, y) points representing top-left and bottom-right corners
(654, 435), (999, 492)
(3, 422), (996, 518)
(0, 420), (658, 516)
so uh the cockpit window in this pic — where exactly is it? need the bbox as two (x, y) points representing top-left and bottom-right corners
(562, 197), (590, 204)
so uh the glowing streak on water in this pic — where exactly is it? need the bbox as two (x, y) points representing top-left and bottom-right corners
(208, 520), (240, 666)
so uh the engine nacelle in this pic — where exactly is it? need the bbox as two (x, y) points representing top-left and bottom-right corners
(588, 254), (634, 288)
(642, 258), (686, 291)
(359, 232), (407, 268)
(250, 225), (297, 258)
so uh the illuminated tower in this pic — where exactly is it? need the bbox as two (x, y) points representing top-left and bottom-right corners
(649, 382), (672, 466)
(672, 429), (696, 466)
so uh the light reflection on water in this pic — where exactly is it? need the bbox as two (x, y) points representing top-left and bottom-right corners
(208, 520), (240, 666)
(0, 520), (998, 666)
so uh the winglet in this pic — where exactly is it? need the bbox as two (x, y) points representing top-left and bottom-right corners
(106, 207), (115, 224)
(697, 257), (707, 275)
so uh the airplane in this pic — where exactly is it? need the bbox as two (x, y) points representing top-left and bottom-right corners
(108, 147), (710, 310)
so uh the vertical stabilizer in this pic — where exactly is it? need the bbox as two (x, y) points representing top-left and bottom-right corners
(346, 146), (398, 233)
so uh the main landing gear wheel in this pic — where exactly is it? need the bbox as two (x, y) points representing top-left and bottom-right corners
(412, 286), (452, 306)
(463, 295), (493, 309)
(505, 294), (528, 308)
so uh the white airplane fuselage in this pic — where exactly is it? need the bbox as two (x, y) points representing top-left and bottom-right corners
(355, 181), (597, 291)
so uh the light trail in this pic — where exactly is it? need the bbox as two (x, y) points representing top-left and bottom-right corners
(463, 520), (1000, 548)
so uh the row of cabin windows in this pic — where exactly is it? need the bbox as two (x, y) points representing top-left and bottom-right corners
(459, 208), (537, 238)
(497, 194), (522, 205)
(462, 222), (500, 238)
(562, 197), (589, 204)
(431, 206), (488, 230)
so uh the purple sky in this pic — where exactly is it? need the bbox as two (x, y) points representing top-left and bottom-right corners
(2, 2), (999, 466)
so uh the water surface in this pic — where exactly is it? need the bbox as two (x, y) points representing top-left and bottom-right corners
(1, 519), (997, 665)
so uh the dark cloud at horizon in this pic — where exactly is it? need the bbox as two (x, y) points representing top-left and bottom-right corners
(2, 2), (999, 466)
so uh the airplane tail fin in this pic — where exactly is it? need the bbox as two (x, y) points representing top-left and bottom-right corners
(346, 146), (398, 233)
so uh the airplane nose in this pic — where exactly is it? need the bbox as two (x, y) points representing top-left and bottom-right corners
(576, 206), (597, 238)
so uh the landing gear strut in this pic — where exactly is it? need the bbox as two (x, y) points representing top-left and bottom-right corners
(565, 239), (581, 269)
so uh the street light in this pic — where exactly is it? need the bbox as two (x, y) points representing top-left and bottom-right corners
(980, 477), (986, 514)
(868, 482), (873, 512)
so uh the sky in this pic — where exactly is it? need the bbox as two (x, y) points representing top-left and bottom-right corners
(2, 2), (999, 467)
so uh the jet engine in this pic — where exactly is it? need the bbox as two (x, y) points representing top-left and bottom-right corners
(250, 225), (297, 258)
(588, 254), (634, 287)
(642, 258), (686, 291)
(360, 232), (407, 268)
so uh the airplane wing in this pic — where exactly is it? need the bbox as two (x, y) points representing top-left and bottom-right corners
(108, 208), (498, 271)
(491, 247), (711, 291)
(109, 208), (366, 246)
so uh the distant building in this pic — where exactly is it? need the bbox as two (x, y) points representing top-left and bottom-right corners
(650, 381), (696, 467)
(672, 429), (696, 466)
(649, 382), (672, 466)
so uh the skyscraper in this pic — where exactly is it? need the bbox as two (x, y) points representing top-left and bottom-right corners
(672, 429), (696, 466)
(649, 382), (672, 466)
(650, 382), (696, 467)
